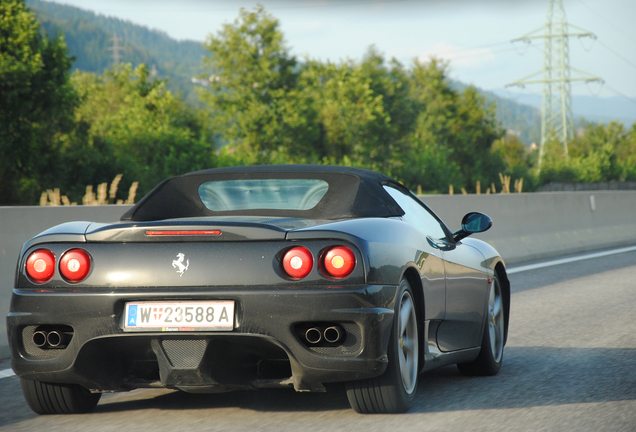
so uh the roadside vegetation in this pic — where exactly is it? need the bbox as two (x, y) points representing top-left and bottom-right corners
(2, 1), (635, 205)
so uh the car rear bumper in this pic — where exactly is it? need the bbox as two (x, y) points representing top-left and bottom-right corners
(7, 284), (397, 392)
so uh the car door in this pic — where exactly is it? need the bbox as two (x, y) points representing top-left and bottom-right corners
(435, 243), (490, 352)
(383, 185), (489, 352)
(383, 186), (448, 323)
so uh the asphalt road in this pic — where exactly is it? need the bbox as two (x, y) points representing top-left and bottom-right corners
(1, 249), (635, 432)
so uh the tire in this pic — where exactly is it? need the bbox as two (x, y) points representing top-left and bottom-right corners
(20, 378), (101, 414)
(457, 275), (505, 376)
(346, 279), (419, 413)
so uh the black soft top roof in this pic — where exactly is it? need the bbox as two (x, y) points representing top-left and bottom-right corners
(121, 165), (408, 222)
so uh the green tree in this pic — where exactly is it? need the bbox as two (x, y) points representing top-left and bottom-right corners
(453, 85), (504, 187)
(491, 133), (533, 183)
(0, 0), (76, 204)
(58, 64), (215, 202)
(569, 120), (624, 181)
(403, 59), (503, 192)
(200, 6), (319, 165)
(199, 7), (506, 193)
(302, 59), (391, 169)
(539, 139), (577, 183)
(540, 121), (633, 185)
(356, 47), (415, 176)
(617, 123), (636, 181)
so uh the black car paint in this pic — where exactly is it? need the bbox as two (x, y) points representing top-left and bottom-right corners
(8, 213), (504, 394)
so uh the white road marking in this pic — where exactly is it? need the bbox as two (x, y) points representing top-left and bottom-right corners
(0, 368), (15, 379)
(508, 245), (636, 274)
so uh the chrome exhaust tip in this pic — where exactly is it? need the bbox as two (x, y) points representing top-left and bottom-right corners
(305, 328), (322, 344)
(47, 331), (62, 348)
(323, 326), (342, 343)
(32, 331), (48, 347)
(30, 326), (74, 349)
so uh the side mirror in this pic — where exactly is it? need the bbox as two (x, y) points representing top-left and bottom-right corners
(453, 212), (492, 242)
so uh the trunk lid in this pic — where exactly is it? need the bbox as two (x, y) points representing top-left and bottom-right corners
(85, 216), (330, 242)
(17, 217), (365, 289)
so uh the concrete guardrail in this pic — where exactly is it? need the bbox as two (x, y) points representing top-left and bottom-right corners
(2, 190), (636, 359)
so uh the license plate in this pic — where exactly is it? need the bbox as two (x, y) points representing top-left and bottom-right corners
(124, 301), (234, 332)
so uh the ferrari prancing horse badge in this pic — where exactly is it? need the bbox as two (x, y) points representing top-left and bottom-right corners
(172, 253), (189, 277)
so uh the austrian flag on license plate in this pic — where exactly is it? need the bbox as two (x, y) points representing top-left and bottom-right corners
(124, 301), (234, 332)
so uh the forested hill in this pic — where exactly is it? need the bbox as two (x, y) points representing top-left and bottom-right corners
(450, 81), (541, 145)
(26, 0), (542, 144)
(26, 0), (208, 103)
(488, 91), (540, 146)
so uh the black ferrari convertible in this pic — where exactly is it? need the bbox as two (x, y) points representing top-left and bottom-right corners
(7, 165), (510, 414)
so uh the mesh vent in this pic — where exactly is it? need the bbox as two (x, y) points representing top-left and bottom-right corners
(308, 323), (362, 356)
(161, 339), (207, 368)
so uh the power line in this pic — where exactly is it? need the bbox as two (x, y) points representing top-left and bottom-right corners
(575, 0), (636, 45)
(506, 0), (603, 168)
(603, 84), (636, 106)
(597, 39), (636, 72)
(414, 40), (537, 64)
(450, 46), (521, 61)
(424, 41), (512, 55)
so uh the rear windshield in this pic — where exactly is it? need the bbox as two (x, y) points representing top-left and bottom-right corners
(198, 179), (329, 212)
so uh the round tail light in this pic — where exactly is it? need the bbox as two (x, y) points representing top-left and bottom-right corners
(59, 249), (92, 283)
(282, 246), (313, 279)
(322, 246), (355, 278)
(25, 249), (56, 283)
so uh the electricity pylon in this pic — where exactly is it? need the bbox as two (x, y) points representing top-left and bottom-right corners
(109, 34), (123, 67)
(506, 0), (603, 168)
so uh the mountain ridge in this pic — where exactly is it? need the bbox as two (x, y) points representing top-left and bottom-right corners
(28, 0), (633, 145)
(28, 0), (208, 103)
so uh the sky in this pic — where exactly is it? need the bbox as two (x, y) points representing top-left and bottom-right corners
(48, 0), (636, 104)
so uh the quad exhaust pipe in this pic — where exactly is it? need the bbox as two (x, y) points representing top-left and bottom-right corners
(31, 328), (73, 349)
(304, 325), (344, 345)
